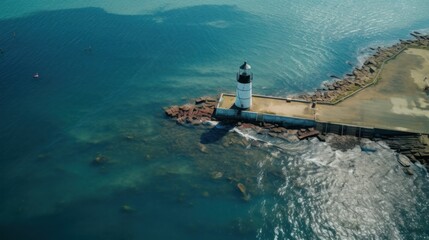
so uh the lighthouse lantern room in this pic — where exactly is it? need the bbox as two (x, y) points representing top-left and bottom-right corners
(234, 61), (253, 109)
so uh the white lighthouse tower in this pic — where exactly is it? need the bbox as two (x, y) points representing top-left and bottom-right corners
(235, 61), (253, 109)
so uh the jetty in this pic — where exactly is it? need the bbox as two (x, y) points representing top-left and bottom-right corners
(165, 32), (429, 166)
(216, 37), (429, 138)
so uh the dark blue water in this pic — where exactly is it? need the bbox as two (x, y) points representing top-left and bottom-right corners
(1, 2), (429, 239)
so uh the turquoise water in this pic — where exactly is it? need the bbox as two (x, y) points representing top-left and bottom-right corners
(1, 1), (429, 239)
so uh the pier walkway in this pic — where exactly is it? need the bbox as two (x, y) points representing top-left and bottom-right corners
(216, 48), (429, 135)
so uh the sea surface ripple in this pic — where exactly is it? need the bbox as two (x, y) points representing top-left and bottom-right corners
(1, 0), (429, 239)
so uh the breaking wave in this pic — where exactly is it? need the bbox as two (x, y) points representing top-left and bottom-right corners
(233, 126), (429, 239)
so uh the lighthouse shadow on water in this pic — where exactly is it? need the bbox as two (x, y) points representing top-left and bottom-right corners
(201, 61), (253, 144)
(200, 123), (234, 144)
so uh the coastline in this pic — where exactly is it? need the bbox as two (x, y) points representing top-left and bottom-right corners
(295, 32), (429, 104)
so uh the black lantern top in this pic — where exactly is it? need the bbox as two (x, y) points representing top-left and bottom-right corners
(237, 61), (253, 83)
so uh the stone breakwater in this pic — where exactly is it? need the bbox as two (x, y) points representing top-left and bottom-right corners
(164, 97), (320, 140)
(235, 122), (320, 141)
(164, 98), (429, 171)
(165, 100), (321, 140)
(164, 32), (429, 170)
(383, 135), (429, 165)
(296, 32), (429, 104)
(164, 96), (217, 125)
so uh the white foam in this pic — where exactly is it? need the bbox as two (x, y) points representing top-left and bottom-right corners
(202, 120), (219, 127)
(233, 127), (263, 142)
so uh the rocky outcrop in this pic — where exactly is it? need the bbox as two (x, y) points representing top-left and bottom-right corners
(297, 128), (320, 140)
(164, 96), (322, 142)
(295, 32), (429, 104)
(236, 121), (317, 142)
(164, 96), (218, 125)
(383, 135), (429, 166)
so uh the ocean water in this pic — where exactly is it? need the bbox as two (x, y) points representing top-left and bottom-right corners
(1, 1), (429, 239)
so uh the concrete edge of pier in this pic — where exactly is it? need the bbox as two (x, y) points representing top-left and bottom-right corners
(215, 93), (420, 138)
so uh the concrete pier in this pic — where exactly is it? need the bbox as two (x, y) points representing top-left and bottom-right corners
(216, 48), (429, 135)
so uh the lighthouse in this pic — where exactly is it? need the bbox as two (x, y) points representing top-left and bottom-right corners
(235, 61), (253, 109)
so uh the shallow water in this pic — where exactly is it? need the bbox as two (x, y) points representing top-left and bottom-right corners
(1, 1), (429, 239)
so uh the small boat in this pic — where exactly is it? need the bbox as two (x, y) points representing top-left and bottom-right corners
(396, 154), (411, 167)
(33, 73), (39, 79)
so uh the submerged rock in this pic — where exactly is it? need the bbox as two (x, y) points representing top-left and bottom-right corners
(199, 143), (208, 153)
(403, 167), (414, 175)
(121, 204), (135, 213)
(211, 171), (223, 179)
(237, 183), (250, 201)
(124, 134), (136, 141)
(397, 154), (412, 167)
(202, 191), (210, 197)
(92, 154), (108, 165)
(237, 183), (246, 194)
